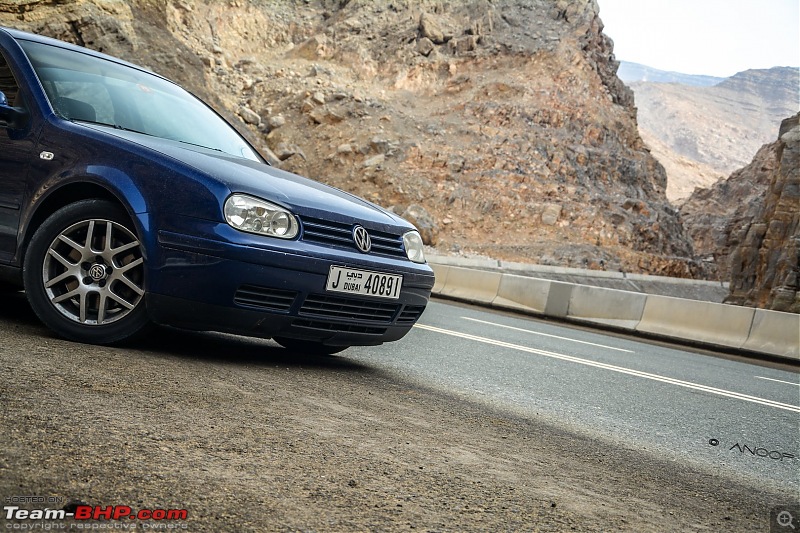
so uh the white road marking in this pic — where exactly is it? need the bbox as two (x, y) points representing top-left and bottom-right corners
(756, 376), (800, 386)
(414, 324), (800, 413)
(461, 316), (634, 353)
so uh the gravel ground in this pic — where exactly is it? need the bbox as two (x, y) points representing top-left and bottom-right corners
(0, 292), (783, 532)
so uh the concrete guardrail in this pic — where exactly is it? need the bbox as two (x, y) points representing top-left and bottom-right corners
(635, 295), (755, 350)
(567, 285), (647, 330)
(428, 263), (800, 362)
(743, 309), (800, 360)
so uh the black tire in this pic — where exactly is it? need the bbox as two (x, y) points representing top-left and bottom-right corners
(23, 199), (149, 344)
(273, 337), (349, 356)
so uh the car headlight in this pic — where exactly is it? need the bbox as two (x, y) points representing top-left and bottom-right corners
(403, 231), (425, 264)
(224, 194), (298, 239)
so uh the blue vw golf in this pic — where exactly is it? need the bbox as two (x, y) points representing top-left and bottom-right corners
(0, 28), (434, 354)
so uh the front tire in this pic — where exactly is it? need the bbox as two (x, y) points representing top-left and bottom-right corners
(23, 200), (149, 344)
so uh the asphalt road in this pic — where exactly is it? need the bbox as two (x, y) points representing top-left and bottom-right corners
(349, 299), (800, 492)
(1, 292), (798, 531)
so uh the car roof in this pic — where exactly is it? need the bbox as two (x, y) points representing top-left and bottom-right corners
(0, 26), (170, 82)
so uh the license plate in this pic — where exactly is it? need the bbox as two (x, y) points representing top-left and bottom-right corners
(325, 266), (403, 300)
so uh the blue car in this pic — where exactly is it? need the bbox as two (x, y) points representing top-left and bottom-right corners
(0, 27), (434, 354)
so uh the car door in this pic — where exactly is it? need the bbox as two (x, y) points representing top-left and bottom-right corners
(0, 46), (36, 264)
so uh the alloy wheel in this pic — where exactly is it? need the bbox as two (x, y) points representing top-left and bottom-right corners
(42, 218), (144, 325)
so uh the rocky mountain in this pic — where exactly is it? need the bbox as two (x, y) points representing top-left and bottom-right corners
(0, 0), (704, 277)
(681, 114), (799, 312)
(629, 67), (800, 202)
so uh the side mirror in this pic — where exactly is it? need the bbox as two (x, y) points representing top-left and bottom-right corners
(0, 90), (29, 129)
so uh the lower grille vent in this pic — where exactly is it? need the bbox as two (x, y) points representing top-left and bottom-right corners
(299, 294), (399, 323)
(234, 285), (297, 312)
(397, 305), (426, 324)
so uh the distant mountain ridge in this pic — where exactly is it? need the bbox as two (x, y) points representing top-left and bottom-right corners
(618, 61), (724, 86)
(626, 65), (800, 202)
(715, 67), (800, 108)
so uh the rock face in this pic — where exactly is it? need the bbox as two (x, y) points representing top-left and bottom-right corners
(629, 67), (800, 202)
(679, 143), (776, 279)
(681, 114), (800, 312)
(0, 0), (703, 276)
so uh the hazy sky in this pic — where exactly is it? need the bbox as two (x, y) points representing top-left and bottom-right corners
(598, 0), (800, 77)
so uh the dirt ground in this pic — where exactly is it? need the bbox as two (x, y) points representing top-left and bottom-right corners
(0, 292), (782, 532)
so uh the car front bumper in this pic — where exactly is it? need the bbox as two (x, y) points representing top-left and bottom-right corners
(145, 230), (435, 346)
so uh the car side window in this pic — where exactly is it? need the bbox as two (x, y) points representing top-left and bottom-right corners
(0, 50), (23, 108)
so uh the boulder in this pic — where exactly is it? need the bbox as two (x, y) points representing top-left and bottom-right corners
(419, 13), (447, 45)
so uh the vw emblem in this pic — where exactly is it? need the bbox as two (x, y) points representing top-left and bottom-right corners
(88, 264), (107, 281)
(352, 225), (372, 253)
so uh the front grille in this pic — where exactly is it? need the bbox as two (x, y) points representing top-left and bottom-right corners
(370, 231), (407, 258)
(234, 285), (297, 312)
(300, 216), (407, 258)
(397, 305), (426, 324)
(299, 294), (399, 323)
(292, 319), (387, 336)
(301, 217), (352, 247)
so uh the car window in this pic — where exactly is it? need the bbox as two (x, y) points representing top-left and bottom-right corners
(18, 39), (263, 163)
(0, 50), (23, 108)
(39, 73), (115, 123)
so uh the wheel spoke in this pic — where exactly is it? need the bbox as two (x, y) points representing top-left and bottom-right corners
(104, 221), (113, 253)
(45, 269), (76, 289)
(78, 291), (88, 323)
(85, 221), (97, 252)
(117, 257), (143, 274)
(47, 248), (77, 269)
(52, 287), (81, 305)
(97, 293), (106, 324)
(57, 234), (85, 254)
(111, 241), (139, 255)
(108, 291), (135, 310)
(115, 275), (145, 296)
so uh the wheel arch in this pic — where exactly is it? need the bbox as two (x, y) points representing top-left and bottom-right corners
(20, 182), (138, 262)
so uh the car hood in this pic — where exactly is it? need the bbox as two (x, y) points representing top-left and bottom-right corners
(90, 126), (404, 227)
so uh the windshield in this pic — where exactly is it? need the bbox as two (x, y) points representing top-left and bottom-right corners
(19, 39), (262, 162)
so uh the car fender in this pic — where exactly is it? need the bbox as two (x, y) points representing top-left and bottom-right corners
(19, 128), (229, 268)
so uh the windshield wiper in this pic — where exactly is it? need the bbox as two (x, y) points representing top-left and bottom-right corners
(72, 118), (153, 137)
(173, 140), (227, 154)
(111, 124), (153, 136)
(73, 118), (240, 158)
